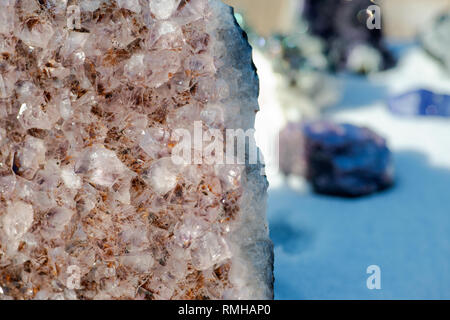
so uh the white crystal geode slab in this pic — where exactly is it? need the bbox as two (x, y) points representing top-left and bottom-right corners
(0, 0), (273, 300)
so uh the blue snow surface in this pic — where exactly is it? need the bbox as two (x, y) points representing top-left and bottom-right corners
(269, 153), (450, 299)
(267, 48), (450, 300)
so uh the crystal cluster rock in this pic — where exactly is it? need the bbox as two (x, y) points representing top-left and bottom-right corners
(280, 121), (394, 197)
(0, 0), (272, 300)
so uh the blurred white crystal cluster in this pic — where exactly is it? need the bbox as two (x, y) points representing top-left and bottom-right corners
(0, 0), (272, 299)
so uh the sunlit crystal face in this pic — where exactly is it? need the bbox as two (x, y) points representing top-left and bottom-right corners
(150, 0), (181, 20)
(0, 0), (271, 300)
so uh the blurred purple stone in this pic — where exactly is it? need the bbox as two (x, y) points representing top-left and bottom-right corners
(302, 0), (395, 72)
(280, 121), (394, 197)
(388, 89), (450, 118)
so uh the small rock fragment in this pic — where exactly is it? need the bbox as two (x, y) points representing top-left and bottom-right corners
(388, 89), (450, 118)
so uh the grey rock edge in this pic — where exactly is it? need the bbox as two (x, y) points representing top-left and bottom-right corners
(209, 0), (273, 299)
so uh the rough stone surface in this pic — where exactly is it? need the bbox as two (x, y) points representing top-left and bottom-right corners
(280, 121), (394, 197)
(0, 0), (272, 300)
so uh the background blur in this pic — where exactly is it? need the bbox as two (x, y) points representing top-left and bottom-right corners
(224, 0), (450, 299)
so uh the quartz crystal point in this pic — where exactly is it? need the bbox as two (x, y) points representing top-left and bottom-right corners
(0, 0), (273, 300)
